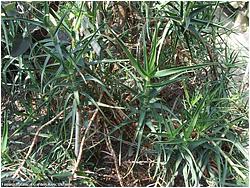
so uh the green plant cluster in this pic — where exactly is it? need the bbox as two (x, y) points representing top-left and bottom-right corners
(1, 1), (248, 186)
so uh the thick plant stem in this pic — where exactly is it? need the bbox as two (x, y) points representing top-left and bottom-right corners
(144, 78), (151, 105)
(71, 93), (103, 178)
(74, 108), (81, 157)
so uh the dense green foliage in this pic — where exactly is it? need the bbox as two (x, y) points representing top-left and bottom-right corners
(1, 1), (249, 186)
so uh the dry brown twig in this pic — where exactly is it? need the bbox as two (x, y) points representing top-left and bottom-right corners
(13, 108), (69, 178)
(104, 122), (124, 186)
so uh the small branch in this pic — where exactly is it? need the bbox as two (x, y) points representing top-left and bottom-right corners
(13, 108), (69, 178)
(104, 123), (124, 187)
(71, 93), (104, 177)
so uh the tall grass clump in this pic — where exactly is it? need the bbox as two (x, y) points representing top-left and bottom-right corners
(1, 1), (248, 186)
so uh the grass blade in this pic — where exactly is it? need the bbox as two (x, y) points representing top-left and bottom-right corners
(109, 28), (148, 80)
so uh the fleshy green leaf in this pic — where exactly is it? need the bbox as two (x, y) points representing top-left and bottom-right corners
(2, 2), (18, 16)
(154, 63), (211, 78)
(52, 171), (72, 179)
(11, 34), (31, 57)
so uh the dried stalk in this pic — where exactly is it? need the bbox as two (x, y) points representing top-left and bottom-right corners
(104, 123), (124, 186)
(13, 108), (68, 178)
